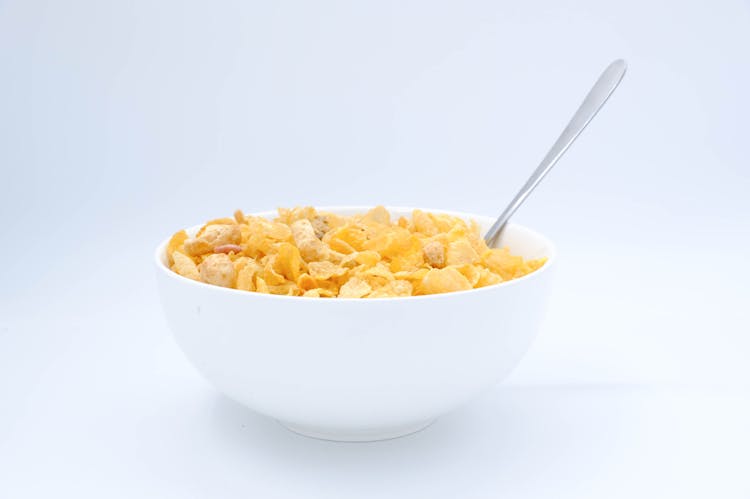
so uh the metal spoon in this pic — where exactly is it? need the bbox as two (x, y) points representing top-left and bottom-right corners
(484, 59), (627, 246)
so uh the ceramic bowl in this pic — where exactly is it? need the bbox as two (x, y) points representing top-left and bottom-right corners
(155, 207), (555, 441)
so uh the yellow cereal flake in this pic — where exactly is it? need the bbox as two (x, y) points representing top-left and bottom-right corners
(185, 224), (241, 256)
(167, 230), (189, 265)
(369, 279), (413, 298)
(325, 225), (368, 253)
(268, 282), (299, 296)
(303, 287), (337, 298)
(476, 268), (503, 288)
(455, 264), (481, 287)
(263, 256), (288, 286)
(308, 261), (348, 280)
(203, 217), (237, 227)
(412, 209), (438, 236)
(171, 251), (200, 281)
(168, 206), (546, 297)
(339, 276), (372, 298)
(446, 239), (479, 266)
(236, 260), (260, 291)
(327, 237), (357, 255)
(255, 276), (270, 293)
(419, 267), (472, 295)
(394, 268), (430, 282)
(361, 205), (391, 225)
(234, 209), (246, 224)
(358, 250), (381, 265)
(273, 242), (303, 281)
(357, 262), (395, 289)
(481, 247), (542, 280)
(297, 273), (318, 291)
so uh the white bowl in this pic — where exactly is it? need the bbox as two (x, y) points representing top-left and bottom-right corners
(155, 207), (555, 441)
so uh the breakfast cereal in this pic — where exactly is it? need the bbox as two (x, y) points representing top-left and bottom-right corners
(166, 207), (546, 297)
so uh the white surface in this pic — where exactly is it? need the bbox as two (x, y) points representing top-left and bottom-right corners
(2, 289), (749, 497)
(1, 0), (749, 496)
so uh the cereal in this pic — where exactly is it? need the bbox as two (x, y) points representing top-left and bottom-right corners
(198, 253), (236, 288)
(308, 261), (348, 280)
(255, 276), (269, 293)
(167, 206), (546, 297)
(310, 216), (330, 239)
(419, 267), (472, 295)
(185, 224), (241, 256)
(214, 244), (243, 254)
(339, 276), (372, 298)
(422, 240), (445, 268)
(446, 239), (479, 266)
(167, 230), (189, 265)
(171, 251), (200, 281)
(233, 209), (246, 224)
(291, 219), (329, 261)
(368, 279), (413, 298)
(297, 273), (318, 291)
(236, 264), (258, 291)
(273, 243), (303, 281)
(263, 256), (288, 286)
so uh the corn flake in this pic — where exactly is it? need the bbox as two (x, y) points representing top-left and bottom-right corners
(308, 261), (348, 280)
(171, 251), (200, 281)
(339, 276), (372, 298)
(419, 267), (472, 295)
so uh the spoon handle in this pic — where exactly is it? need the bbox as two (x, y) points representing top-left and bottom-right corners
(484, 59), (627, 245)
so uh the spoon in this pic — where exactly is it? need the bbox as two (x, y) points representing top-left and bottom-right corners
(484, 59), (627, 246)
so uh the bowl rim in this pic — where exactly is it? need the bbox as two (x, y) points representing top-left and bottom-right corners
(154, 206), (556, 302)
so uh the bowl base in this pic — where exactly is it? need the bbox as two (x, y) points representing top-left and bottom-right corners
(279, 418), (435, 442)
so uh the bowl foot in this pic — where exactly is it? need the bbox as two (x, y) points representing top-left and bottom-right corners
(278, 418), (435, 442)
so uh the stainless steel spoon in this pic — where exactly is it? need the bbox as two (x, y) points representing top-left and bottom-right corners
(484, 59), (627, 246)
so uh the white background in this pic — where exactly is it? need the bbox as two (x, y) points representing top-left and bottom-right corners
(1, 0), (748, 497)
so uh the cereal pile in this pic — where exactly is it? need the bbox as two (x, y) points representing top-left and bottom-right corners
(167, 206), (546, 298)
